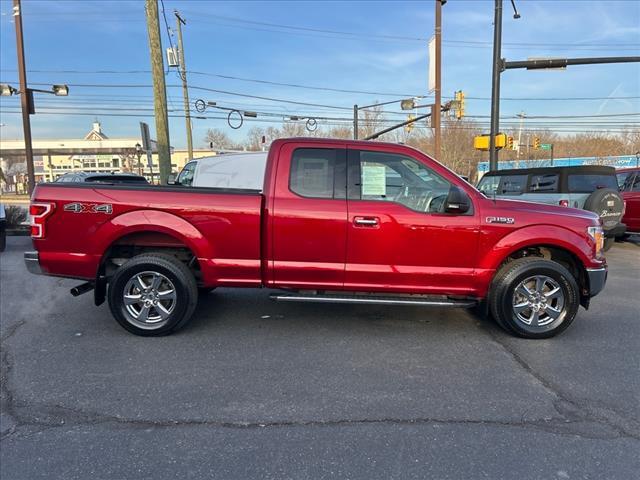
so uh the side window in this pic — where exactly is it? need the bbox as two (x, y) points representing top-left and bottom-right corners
(631, 173), (640, 192)
(529, 173), (559, 193)
(617, 172), (631, 191)
(498, 175), (527, 195)
(568, 174), (618, 193)
(289, 148), (336, 199)
(477, 175), (500, 195)
(353, 150), (452, 213)
(177, 161), (197, 186)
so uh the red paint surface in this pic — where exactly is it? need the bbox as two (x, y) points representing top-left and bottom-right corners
(31, 138), (605, 299)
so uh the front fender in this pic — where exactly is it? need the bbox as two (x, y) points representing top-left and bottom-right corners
(91, 209), (213, 260)
(479, 224), (595, 272)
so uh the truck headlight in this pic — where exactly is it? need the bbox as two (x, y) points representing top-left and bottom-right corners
(587, 226), (604, 260)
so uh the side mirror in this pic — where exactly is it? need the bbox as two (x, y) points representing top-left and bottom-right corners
(445, 185), (471, 214)
(167, 174), (177, 185)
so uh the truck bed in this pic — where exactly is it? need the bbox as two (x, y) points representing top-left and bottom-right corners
(31, 183), (264, 286)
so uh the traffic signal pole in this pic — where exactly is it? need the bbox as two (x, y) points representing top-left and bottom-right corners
(433, 0), (443, 160)
(488, 0), (503, 172)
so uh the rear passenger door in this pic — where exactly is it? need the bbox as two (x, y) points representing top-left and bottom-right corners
(270, 142), (348, 289)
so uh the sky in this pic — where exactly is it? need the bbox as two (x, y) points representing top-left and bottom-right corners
(0, 0), (639, 149)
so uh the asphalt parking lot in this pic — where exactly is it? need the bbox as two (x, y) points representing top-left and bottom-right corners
(1, 236), (638, 479)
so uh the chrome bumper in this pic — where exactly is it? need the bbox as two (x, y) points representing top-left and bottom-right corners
(24, 251), (43, 275)
(586, 267), (607, 297)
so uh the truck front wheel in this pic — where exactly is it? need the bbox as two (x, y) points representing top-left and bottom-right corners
(489, 258), (580, 339)
(107, 253), (198, 336)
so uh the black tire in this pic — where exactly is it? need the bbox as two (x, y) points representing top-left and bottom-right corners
(0, 228), (6, 253)
(198, 287), (217, 294)
(488, 258), (580, 339)
(583, 188), (624, 233)
(603, 237), (615, 252)
(108, 253), (198, 336)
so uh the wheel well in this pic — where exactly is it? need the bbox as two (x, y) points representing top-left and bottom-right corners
(497, 245), (589, 300)
(99, 231), (202, 283)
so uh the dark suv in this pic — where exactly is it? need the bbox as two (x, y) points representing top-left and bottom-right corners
(55, 172), (148, 184)
(477, 165), (625, 250)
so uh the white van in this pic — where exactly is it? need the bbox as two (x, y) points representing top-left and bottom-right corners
(172, 152), (268, 191)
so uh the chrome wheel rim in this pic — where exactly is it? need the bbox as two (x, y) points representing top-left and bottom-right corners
(123, 271), (176, 328)
(512, 275), (565, 328)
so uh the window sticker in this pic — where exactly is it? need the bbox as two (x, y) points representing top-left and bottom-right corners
(362, 163), (387, 196)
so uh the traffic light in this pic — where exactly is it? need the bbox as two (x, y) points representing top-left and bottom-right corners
(405, 114), (416, 133)
(533, 137), (540, 150)
(454, 90), (465, 119)
(506, 135), (514, 150)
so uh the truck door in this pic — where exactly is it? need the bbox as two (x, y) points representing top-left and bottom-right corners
(269, 142), (348, 289)
(345, 146), (479, 295)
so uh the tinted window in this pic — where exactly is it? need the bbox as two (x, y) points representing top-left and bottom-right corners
(529, 173), (559, 193)
(619, 172), (639, 192)
(354, 151), (451, 213)
(477, 175), (500, 195)
(499, 175), (527, 195)
(568, 174), (618, 193)
(177, 161), (197, 186)
(290, 148), (336, 198)
(617, 172), (632, 191)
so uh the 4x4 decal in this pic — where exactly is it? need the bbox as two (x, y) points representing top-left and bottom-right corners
(64, 203), (113, 214)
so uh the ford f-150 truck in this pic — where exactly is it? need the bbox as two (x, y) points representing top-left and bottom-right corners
(25, 138), (607, 339)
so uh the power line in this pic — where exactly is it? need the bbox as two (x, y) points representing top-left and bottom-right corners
(182, 11), (640, 50)
(4, 70), (640, 103)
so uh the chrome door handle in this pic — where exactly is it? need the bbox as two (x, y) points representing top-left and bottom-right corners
(354, 217), (379, 226)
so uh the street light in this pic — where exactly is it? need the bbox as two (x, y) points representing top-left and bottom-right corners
(0, 84), (18, 96)
(135, 143), (143, 176)
(353, 97), (422, 139)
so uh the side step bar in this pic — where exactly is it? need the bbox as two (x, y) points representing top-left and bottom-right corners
(270, 293), (477, 308)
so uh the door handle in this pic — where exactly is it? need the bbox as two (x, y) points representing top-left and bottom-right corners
(354, 216), (379, 226)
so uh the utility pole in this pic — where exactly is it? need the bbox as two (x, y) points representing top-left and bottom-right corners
(145, 0), (171, 184)
(488, 0), (503, 172)
(174, 10), (193, 161)
(13, 0), (35, 194)
(353, 104), (359, 139)
(433, 0), (443, 160)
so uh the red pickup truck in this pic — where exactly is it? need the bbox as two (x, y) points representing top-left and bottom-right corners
(25, 138), (607, 339)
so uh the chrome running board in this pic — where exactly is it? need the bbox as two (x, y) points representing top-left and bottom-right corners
(270, 293), (476, 308)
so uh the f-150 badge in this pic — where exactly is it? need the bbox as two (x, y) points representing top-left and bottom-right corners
(486, 216), (514, 224)
(64, 202), (113, 214)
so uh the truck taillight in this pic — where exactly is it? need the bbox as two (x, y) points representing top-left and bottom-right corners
(559, 199), (569, 207)
(30, 202), (55, 239)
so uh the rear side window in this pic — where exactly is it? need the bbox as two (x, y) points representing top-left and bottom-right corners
(568, 174), (618, 193)
(290, 148), (336, 198)
(499, 175), (527, 195)
(529, 174), (559, 193)
(631, 174), (640, 192)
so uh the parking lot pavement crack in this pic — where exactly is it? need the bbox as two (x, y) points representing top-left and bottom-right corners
(0, 320), (27, 440)
(2, 400), (636, 442)
(481, 324), (640, 441)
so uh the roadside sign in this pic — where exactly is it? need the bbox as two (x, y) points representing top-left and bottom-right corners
(540, 143), (553, 150)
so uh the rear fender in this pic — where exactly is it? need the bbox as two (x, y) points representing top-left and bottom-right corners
(92, 209), (214, 278)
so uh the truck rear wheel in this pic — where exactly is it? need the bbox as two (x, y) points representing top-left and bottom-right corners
(107, 253), (198, 336)
(489, 258), (580, 339)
